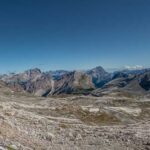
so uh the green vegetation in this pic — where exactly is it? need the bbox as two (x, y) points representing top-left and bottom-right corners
(72, 88), (94, 95)
(59, 123), (70, 129)
(3, 91), (11, 96)
(5, 146), (16, 150)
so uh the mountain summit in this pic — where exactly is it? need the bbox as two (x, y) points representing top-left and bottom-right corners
(86, 66), (111, 88)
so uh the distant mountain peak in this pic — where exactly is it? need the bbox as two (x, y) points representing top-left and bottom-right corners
(86, 66), (111, 88)
(86, 66), (106, 73)
(95, 66), (105, 69)
(25, 68), (41, 74)
(92, 66), (105, 70)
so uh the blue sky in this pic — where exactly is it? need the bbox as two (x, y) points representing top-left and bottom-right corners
(0, 0), (150, 73)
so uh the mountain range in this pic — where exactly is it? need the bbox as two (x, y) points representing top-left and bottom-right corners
(0, 66), (150, 97)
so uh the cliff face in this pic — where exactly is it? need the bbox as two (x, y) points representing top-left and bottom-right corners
(86, 66), (111, 88)
(53, 71), (95, 95)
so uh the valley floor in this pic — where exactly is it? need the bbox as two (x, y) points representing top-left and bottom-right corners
(0, 92), (150, 150)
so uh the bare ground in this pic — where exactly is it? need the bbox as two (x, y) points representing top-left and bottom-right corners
(0, 92), (150, 150)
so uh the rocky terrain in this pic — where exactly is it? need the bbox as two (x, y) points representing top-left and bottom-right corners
(0, 66), (150, 150)
(0, 84), (149, 150)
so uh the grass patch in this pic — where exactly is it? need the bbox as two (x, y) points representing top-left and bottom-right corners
(3, 91), (11, 96)
(59, 123), (70, 129)
(5, 146), (16, 150)
(72, 88), (94, 95)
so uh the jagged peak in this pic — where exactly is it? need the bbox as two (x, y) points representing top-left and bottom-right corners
(25, 68), (41, 74)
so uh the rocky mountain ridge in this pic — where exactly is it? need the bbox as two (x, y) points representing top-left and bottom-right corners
(0, 66), (150, 97)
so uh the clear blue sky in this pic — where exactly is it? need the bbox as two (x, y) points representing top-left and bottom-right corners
(0, 0), (150, 73)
